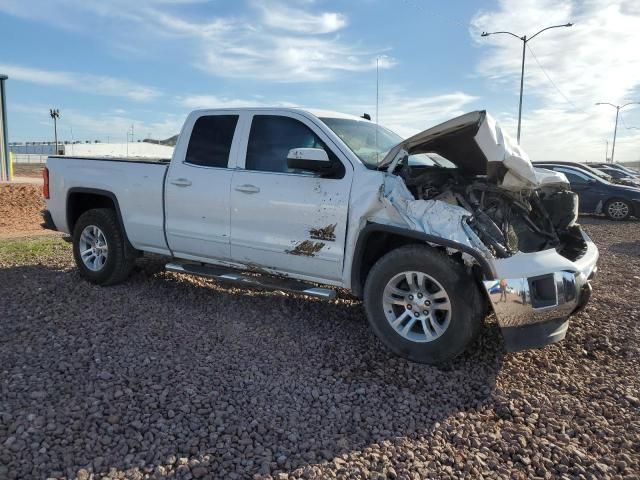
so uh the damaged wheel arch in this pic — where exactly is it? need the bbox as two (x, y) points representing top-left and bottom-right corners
(350, 223), (497, 298)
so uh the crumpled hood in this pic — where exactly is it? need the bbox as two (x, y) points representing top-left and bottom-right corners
(382, 110), (568, 190)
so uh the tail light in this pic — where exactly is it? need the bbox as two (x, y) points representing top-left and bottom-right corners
(43, 167), (50, 199)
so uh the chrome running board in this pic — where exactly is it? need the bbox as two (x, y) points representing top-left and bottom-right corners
(165, 262), (336, 299)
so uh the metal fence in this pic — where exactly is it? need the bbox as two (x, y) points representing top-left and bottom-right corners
(9, 143), (59, 155)
(11, 153), (48, 164)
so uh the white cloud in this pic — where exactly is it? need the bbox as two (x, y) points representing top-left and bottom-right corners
(11, 103), (182, 142)
(256, 1), (347, 34)
(178, 95), (257, 109)
(0, 64), (161, 101)
(344, 91), (479, 138)
(471, 0), (640, 162)
(197, 34), (394, 82)
(177, 94), (298, 109)
(0, 0), (392, 83)
(146, 1), (393, 82)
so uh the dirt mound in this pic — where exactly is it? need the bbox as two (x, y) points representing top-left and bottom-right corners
(0, 184), (46, 236)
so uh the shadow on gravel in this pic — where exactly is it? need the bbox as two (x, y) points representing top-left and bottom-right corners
(0, 262), (505, 479)
(608, 241), (640, 256)
(578, 214), (639, 224)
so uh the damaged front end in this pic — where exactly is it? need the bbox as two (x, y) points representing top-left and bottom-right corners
(399, 172), (587, 262)
(381, 110), (599, 351)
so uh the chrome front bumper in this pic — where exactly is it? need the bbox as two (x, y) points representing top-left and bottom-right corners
(483, 231), (598, 352)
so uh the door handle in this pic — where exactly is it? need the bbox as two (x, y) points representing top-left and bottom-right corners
(170, 178), (192, 187)
(234, 184), (260, 194)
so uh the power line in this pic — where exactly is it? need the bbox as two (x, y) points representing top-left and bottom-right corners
(620, 114), (640, 130)
(526, 44), (589, 115)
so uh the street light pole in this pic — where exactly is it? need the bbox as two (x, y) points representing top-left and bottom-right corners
(481, 23), (573, 144)
(612, 107), (620, 163)
(0, 74), (9, 182)
(595, 102), (640, 163)
(49, 108), (60, 154)
(517, 37), (526, 142)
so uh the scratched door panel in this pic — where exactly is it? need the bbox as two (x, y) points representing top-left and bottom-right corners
(229, 170), (350, 281)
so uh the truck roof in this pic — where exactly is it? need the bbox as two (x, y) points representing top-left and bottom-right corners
(189, 107), (369, 122)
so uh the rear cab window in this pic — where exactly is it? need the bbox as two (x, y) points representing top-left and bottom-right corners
(185, 115), (239, 168)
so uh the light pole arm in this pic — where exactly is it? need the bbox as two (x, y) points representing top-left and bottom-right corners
(480, 22), (572, 144)
(481, 30), (522, 40)
(621, 102), (640, 110)
(527, 23), (573, 42)
(595, 102), (618, 109)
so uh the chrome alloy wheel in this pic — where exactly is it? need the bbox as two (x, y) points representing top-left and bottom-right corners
(79, 225), (109, 271)
(607, 201), (629, 220)
(382, 271), (452, 343)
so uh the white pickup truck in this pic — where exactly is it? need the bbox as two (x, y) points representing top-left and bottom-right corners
(43, 108), (599, 364)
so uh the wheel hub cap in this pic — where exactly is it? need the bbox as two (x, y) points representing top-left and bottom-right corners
(382, 271), (452, 343)
(79, 225), (109, 271)
(608, 201), (629, 219)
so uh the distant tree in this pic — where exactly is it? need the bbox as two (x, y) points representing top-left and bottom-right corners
(95, 140), (99, 143)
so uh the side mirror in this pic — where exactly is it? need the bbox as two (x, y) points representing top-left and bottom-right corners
(287, 148), (336, 176)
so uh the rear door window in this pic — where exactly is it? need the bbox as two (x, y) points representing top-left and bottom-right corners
(185, 115), (239, 168)
(556, 169), (590, 184)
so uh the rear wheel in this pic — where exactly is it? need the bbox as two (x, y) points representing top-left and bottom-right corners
(363, 245), (483, 364)
(72, 208), (137, 285)
(605, 199), (631, 220)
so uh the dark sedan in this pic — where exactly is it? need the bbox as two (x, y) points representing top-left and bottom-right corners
(589, 162), (640, 176)
(591, 165), (640, 187)
(534, 162), (640, 220)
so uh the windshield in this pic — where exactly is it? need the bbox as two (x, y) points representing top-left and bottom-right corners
(320, 117), (403, 168)
(584, 167), (614, 182)
(618, 166), (640, 175)
(601, 169), (627, 179)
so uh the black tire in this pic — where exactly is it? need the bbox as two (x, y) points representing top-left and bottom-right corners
(604, 198), (632, 221)
(72, 208), (137, 285)
(363, 244), (483, 364)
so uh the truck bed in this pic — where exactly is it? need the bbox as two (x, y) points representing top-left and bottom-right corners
(46, 155), (170, 255)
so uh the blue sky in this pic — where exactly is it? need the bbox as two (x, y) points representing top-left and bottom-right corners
(1, 0), (639, 162)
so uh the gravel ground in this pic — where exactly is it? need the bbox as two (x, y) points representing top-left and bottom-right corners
(0, 195), (639, 479)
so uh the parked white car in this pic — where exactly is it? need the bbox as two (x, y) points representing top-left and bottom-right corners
(43, 108), (598, 364)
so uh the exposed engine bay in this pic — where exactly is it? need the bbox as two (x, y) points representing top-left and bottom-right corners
(397, 165), (588, 261)
(378, 110), (590, 262)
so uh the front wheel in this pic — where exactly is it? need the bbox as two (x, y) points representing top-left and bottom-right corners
(604, 199), (632, 220)
(363, 245), (483, 364)
(72, 208), (137, 285)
